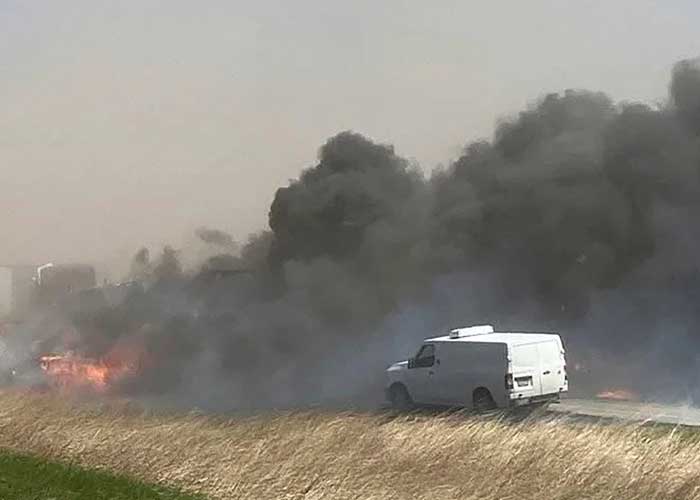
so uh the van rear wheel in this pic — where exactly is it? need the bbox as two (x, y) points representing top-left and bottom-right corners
(390, 384), (413, 411)
(473, 388), (496, 412)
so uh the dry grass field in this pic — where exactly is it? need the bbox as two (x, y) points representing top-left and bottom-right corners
(1, 390), (700, 500)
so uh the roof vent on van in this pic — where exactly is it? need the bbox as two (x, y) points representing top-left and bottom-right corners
(449, 324), (494, 339)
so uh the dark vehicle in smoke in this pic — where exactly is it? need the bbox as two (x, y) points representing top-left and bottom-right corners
(386, 325), (568, 411)
(33, 263), (97, 310)
(0, 263), (97, 322)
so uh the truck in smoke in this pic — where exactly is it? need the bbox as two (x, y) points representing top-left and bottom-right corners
(0, 263), (98, 322)
(0, 263), (99, 384)
(33, 263), (97, 310)
(386, 325), (568, 411)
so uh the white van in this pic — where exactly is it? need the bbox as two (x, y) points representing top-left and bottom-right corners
(385, 325), (568, 410)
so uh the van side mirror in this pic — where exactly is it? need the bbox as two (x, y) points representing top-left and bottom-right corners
(408, 358), (415, 369)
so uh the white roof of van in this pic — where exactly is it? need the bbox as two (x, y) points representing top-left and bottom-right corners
(425, 332), (560, 346)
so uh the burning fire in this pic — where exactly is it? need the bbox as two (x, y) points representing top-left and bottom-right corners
(39, 353), (136, 392)
(38, 332), (150, 393)
(596, 388), (640, 401)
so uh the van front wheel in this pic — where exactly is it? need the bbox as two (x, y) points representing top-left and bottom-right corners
(472, 387), (496, 412)
(389, 384), (413, 411)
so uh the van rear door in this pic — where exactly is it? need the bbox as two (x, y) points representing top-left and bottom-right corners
(537, 339), (565, 396)
(510, 343), (542, 396)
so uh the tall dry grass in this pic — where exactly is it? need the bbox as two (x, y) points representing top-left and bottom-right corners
(0, 391), (699, 499)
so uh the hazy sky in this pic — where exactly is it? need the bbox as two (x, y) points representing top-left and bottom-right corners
(2, 1), (699, 274)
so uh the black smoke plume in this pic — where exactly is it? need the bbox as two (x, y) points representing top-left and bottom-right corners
(13, 57), (700, 408)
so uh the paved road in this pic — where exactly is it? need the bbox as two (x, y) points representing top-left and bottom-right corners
(550, 398), (700, 426)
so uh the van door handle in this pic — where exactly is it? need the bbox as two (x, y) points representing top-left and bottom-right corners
(428, 370), (434, 376)
(543, 370), (551, 375)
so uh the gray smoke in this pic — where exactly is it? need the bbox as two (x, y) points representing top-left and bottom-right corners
(671, 58), (700, 133)
(195, 227), (236, 250)
(14, 57), (700, 408)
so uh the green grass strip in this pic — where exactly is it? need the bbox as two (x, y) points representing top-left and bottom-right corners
(0, 450), (206, 500)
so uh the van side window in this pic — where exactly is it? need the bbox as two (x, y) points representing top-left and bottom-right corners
(414, 344), (435, 368)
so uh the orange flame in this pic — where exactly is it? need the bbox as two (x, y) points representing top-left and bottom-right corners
(596, 388), (639, 401)
(39, 353), (137, 392)
(38, 332), (149, 393)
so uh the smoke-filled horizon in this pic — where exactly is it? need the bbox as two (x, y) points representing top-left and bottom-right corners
(3, 2), (700, 273)
(10, 56), (699, 410)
